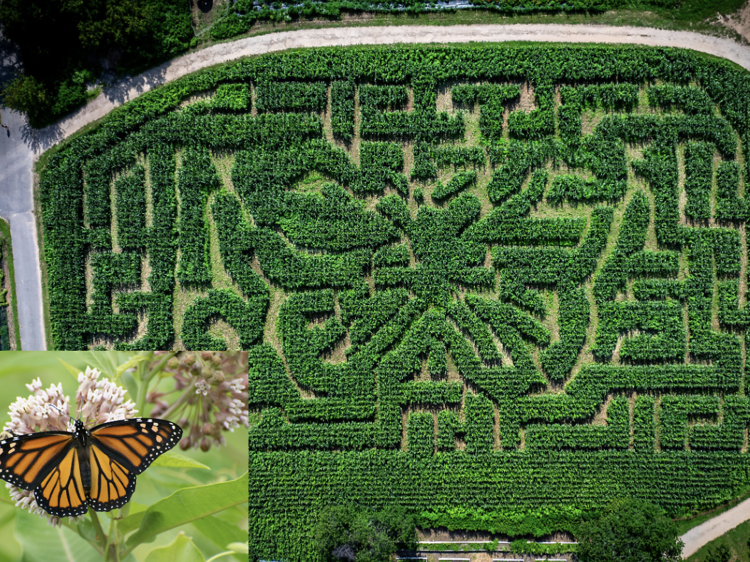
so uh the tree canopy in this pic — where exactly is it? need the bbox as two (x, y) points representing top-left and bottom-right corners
(0, 0), (192, 126)
(314, 505), (418, 562)
(576, 498), (684, 562)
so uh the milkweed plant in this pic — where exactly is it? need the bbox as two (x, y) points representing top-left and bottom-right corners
(0, 351), (249, 562)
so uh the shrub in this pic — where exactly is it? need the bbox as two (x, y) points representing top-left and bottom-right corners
(1, 75), (50, 125)
(576, 499), (683, 562)
(314, 505), (418, 562)
(704, 544), (731, 562)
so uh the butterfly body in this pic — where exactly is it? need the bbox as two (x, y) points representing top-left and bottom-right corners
(0, 417), (181, 517)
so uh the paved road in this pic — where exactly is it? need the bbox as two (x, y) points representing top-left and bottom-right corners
(0, 108), (45, 350)
(681, 497), (750, 557)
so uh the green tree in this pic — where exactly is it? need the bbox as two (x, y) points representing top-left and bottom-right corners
(72, 0), (152, 51)
(1, 75), (50, 124)
(0, 0), (191, 126)
(0, 0), (180, 67)
(314, 505), (418, 562)
(576, 499), (683, 562)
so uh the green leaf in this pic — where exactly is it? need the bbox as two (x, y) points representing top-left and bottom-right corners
(76, 518), (98, 543)
(125, 472), (249, 550)
(191, 513), (246, 551)
(118, 512), (145, 536)
(144, 533), (205, 562)
(15, 509), (100, 562)
(75, 352), (116, 379)
(121, 369), (139, 404)
(58, 359), (83, 380)
(74, 351), (137, 379)
(115, 355), (149, 381)
(151, 452), (210, 470)
(114, 500), (149, 536)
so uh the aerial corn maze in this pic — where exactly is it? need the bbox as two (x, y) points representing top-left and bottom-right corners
(39, 43), (750, 558)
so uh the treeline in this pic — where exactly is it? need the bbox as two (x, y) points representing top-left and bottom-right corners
(0, 0), (193, 127)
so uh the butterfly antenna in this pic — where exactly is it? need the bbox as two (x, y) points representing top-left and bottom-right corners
(48, 403), (75, 423)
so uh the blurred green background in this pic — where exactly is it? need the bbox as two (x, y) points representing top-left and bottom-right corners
(0, 352), (248, 562)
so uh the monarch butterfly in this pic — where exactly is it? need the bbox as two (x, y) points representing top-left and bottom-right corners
(0, 417), (182, 517)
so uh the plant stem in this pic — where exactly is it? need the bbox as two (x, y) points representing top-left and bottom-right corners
(135, 379), (149, 418)
(106, 508), (118, 561)
(160, 387), (193, 421)
(135, 352), (152, 383)
(148, 352), (176, 381)
(135, 370), (153, 417)
(88, 509), (109, 560)
(135, 352), (176, 415)
(206, 552), (238, 562)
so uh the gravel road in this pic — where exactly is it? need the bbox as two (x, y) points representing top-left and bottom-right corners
(681, 498), (750, 557)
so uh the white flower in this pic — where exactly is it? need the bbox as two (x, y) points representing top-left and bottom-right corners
(194, 380), (210, 396)
(4, 378), (70, 436)
(76, 366), (137, 426)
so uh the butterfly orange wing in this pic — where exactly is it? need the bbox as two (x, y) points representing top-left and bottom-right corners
(0, 418), (182, 516)
(0, 432), (74, 490)
(87, 442), (135, 512)
(34, 446), (89, 518)
(86, 418), (181, 512)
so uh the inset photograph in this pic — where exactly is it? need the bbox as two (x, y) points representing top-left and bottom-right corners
(0, 351), (248, 562)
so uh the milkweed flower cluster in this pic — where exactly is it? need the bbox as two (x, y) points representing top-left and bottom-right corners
(148, 351), (248, 452)
(3, 367), (135, 526)
(76, 366), (137, 426)
(4, 379), (70, 435)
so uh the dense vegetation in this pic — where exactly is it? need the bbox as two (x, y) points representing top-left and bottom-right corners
(209, 0), (744, 41)
(0, 0), (193, 127)
(0, 308), (8, 351)
(37, 43), (750, 560)
(314, 505), (417, 561)
(704, 544), (733, 562)
(576, 499), (683, 562)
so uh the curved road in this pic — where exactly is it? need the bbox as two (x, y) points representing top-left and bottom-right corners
(680, 497), (750, 557)
(27, 24), (750, 151)
(3, 20), (750, 553)
(14, 23), (750, 352)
